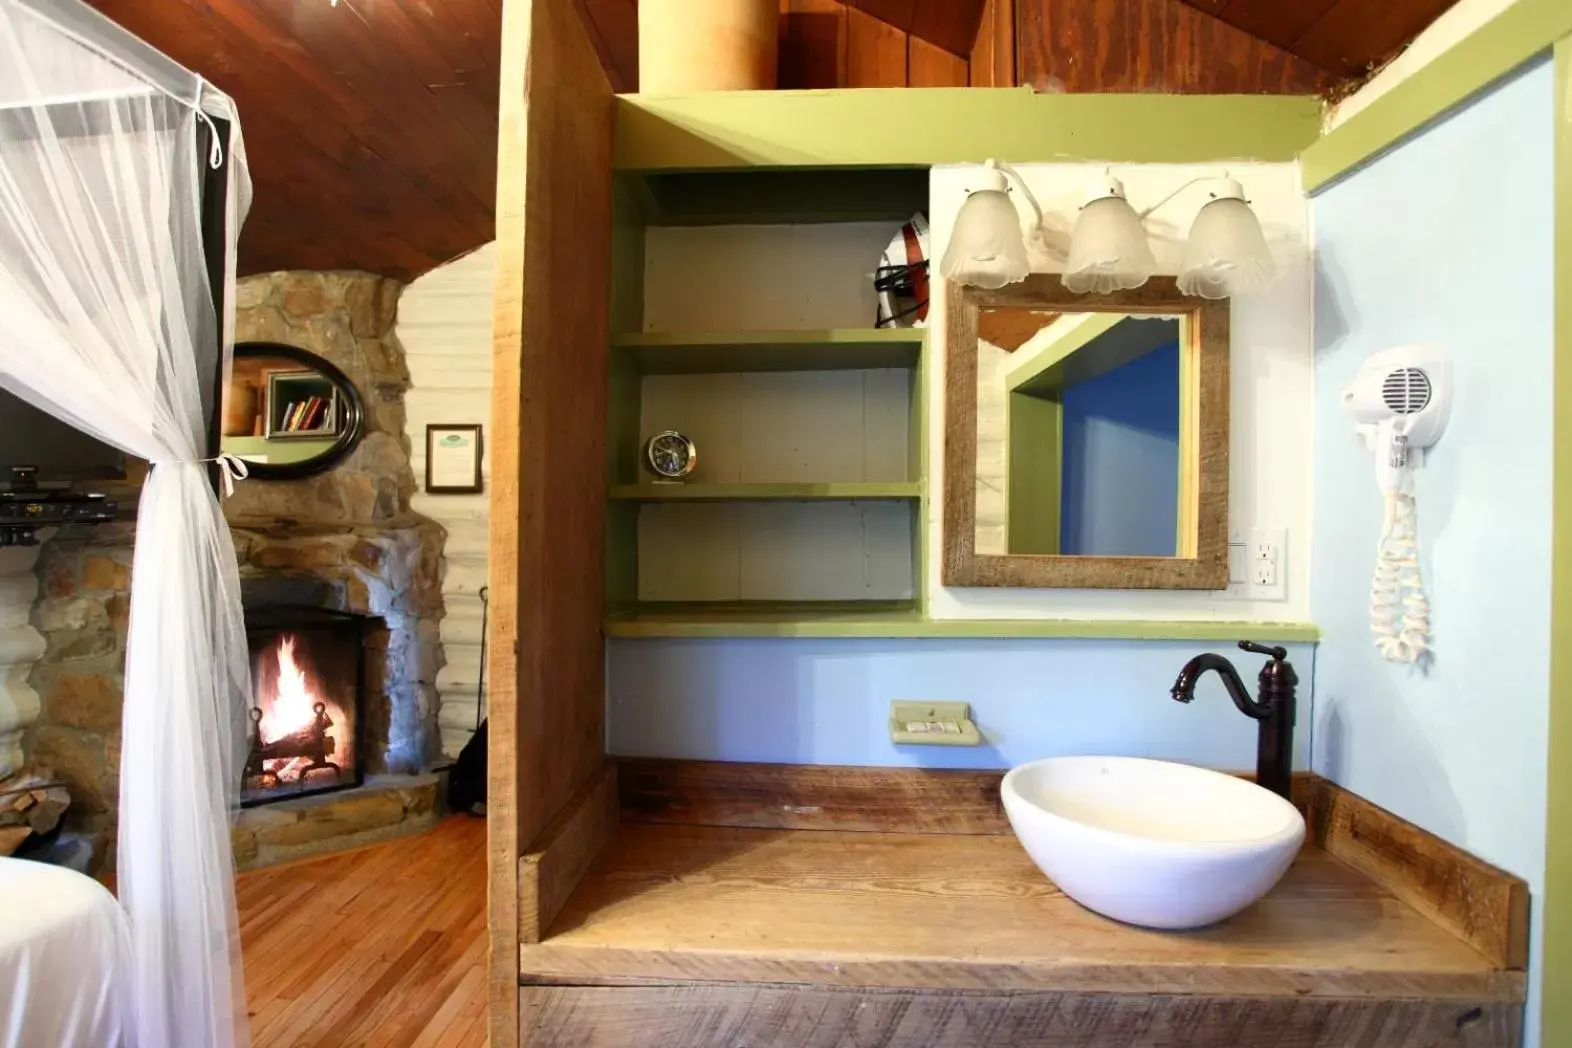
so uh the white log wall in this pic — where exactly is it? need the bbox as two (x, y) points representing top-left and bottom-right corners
(397, 244), (494, 759)
(0, 541), (45, 776)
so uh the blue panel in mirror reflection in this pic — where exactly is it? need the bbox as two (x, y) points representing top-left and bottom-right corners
(1060, 340), (1180, 556)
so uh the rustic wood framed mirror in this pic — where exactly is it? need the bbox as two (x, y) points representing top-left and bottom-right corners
(943, 276), (1229, 590)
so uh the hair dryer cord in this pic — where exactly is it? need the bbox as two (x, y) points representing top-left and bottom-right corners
(1370, 491), (1429, 664)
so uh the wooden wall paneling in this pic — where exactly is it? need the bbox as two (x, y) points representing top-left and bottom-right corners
(779, 0), (849, 88)
(1290, 0), (1463, 78)
(1185, 0), (1343, 52)
(489, 0), (613, 1042)
(522, 985), (1522, 1048)
(518, 762), (619, 943)
(618, 758), (1010, 834)
(969, 0), (1017, 86)
(1306, 779), (1531, 971)
(909, 0), (991, 58)
(1014, 0), (1343, 94)
(843, 0), (990, 57)
(574, 0), (639, 91)
(844, 5), (911, 87)
(909, 36), (970, 86)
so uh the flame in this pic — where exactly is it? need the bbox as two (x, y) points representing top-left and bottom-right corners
(266, 634), (323, 741)
(251, 632), (355, 791)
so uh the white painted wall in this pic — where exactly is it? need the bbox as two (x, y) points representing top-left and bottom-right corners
(1311, 57), (1553, 1045)
(396, 243), (494, 758)
(929, 163), (1313, 622)
(1328, 0), (1523, 130)
(0, 542), (45, 776)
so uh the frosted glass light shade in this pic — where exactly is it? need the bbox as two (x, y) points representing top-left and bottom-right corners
(1062, 195), (1156, 294)
(1178, 196), (1276, 299)
(940, 188), (1030, 289)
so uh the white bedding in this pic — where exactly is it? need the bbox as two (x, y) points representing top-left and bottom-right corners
(0, 857), (130, 1048)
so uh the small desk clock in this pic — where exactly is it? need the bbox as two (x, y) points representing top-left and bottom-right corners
(644, 430), (696, 481)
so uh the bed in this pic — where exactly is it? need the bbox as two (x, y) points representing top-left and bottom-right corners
(0, 857), (130, 1048)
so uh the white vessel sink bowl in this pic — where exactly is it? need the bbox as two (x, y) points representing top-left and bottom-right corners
(1001, 756), (1306, 930)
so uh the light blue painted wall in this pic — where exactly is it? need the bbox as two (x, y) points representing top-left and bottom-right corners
(1311, 56), (1554, 1045)
(1061, 340), (1180, 556)
(608, 638), (1314, 771)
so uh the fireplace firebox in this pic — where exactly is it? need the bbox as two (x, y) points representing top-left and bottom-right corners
(242, 606), (367, 807)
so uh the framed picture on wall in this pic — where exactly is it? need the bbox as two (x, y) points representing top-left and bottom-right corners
(425, 424), (483, 494)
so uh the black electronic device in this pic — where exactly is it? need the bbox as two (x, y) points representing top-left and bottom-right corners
(0, 466), (118, 547)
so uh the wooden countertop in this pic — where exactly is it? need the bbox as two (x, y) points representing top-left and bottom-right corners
(522, 823), (1524, 1002)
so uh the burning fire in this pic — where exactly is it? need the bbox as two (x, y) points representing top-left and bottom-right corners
(268, 635), (325, 740)
(254, 632), (350, 787)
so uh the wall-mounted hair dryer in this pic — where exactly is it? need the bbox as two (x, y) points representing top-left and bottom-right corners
(1341, 346), (1452, 664)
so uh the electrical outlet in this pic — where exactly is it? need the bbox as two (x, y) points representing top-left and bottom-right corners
(1219, 526), (1287, 601)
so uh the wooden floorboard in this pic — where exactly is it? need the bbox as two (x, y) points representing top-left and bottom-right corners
(239, 814), (489, 1048)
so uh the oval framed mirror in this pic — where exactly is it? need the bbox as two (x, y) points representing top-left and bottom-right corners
(221, 342), (365, 480)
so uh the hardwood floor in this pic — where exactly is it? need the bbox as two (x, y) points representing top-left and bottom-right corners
(237, 815), (489, 1047)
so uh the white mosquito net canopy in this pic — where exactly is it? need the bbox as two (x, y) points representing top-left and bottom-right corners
(0, 0), (254, 1044)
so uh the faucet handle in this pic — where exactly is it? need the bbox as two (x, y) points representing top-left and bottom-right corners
(1238, 640), (1288, 661)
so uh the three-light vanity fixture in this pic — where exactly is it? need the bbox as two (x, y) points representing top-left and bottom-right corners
(940, 159), (1276, 298)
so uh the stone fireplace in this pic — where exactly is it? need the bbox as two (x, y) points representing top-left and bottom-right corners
(23, 270), (452, 872)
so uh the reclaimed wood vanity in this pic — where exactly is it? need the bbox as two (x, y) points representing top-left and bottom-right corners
(511, 761), (1526, 1047)
(512, 763), (1521, 1048)
(485, 2), (1527, 1045)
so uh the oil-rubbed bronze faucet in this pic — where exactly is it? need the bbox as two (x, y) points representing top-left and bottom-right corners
(1171, 641), (1298, 801)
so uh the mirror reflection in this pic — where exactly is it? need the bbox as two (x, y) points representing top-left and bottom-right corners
(975, 310), (1184, 558)
(222, 343), (364, 479)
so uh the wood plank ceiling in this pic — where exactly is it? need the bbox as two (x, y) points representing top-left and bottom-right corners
(86, 0), (1457, 282)
(1174, 0), (1461, 79)
(85, 0), (503, 282)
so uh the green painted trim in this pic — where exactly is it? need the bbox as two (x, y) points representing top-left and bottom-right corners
(1303, 0), (1572, 192)
(616, 89), (1323, 171)
(605, 608), (1321, 641)
(614, 328), (923, 374)
(912, 331), (931, 614)
(610, 482), (924, 502)
(1543, 35), (1572, 1048)
(1006, 390), (1062, 555)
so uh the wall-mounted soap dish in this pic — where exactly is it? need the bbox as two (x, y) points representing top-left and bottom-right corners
(890, 701), (981, 746)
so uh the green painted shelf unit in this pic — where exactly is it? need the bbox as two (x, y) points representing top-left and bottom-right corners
(606, 329), (930, 626)
(605, 203), (932, 633)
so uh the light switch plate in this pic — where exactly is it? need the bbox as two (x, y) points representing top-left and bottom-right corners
(890, 701), (981, 747)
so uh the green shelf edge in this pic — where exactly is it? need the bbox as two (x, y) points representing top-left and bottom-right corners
(610, 482), (923, 502)
(605, 612), (1321, 641)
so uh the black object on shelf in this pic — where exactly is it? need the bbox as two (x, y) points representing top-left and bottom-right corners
(0, 466), (117, 547)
